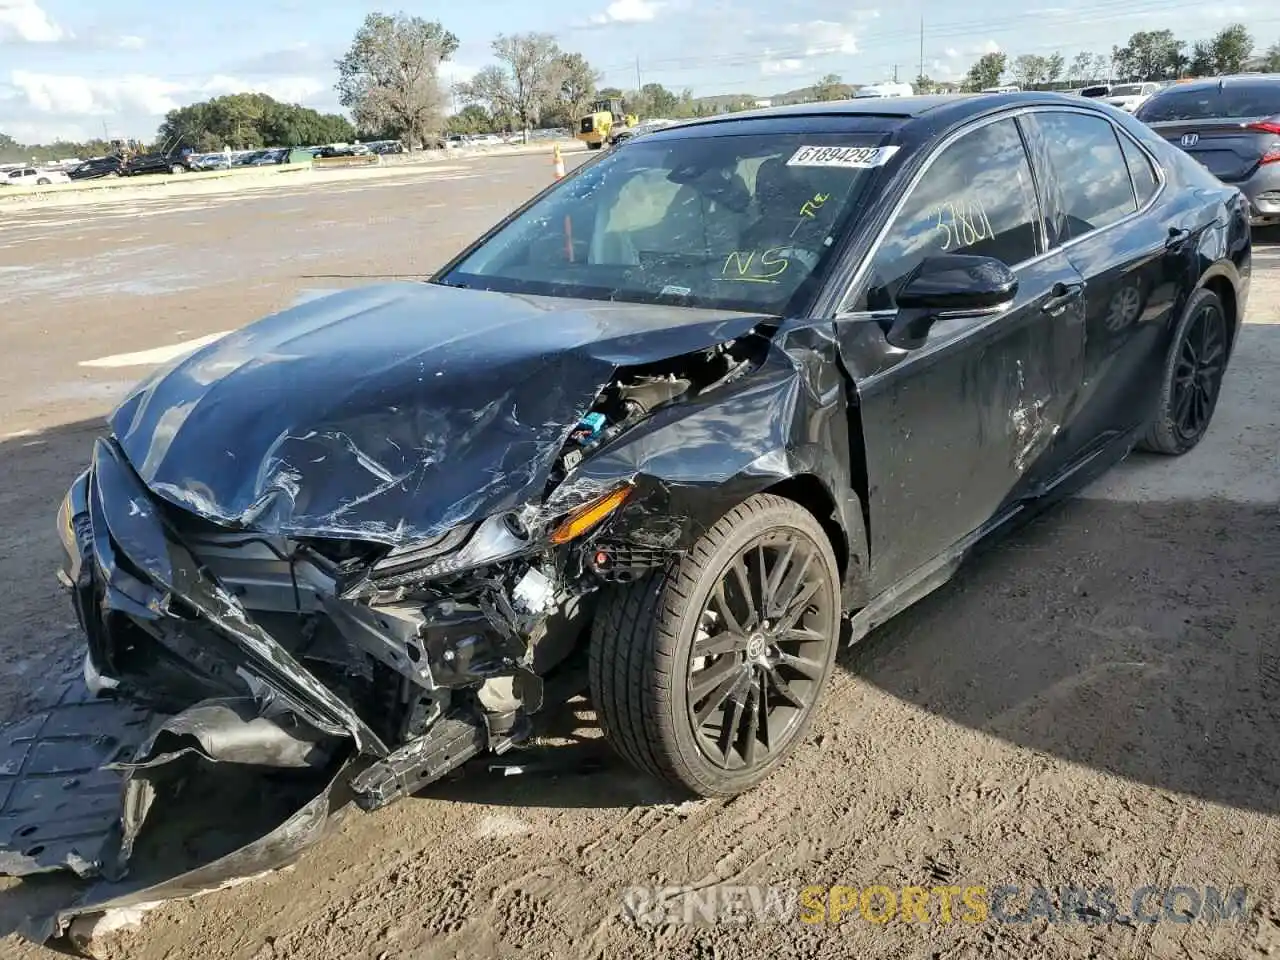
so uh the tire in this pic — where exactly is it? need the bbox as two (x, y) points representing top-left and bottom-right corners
(169, 164), (185, 175)
(1139, 287), (1229, 455)
(36, 178), (50, 185)
(589, 493), (840, 797)
(587, 141), (603, 150)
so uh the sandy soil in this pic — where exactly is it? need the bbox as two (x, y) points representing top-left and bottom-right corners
(0, 160), (1277, 960)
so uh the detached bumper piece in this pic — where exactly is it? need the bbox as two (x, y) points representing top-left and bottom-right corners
(0, 676), (157, 879)
(0, 684), (348, 947)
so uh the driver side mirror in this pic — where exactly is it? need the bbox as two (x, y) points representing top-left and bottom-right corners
(885, 254), (1018, 350)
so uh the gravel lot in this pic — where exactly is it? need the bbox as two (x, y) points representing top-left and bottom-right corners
(0, 154), (1277, 960)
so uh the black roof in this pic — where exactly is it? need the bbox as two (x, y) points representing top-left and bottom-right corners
(662, 91), (1113, 133)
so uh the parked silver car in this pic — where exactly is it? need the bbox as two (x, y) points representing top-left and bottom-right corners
(1135, 75), (1280, 225)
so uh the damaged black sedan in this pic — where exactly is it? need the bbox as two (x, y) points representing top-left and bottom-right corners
(4, 93), (1250, 937)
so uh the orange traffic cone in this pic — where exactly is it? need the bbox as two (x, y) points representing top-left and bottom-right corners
(552, 144), (566, 180)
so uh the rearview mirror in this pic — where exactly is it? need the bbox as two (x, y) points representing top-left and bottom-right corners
(885, 254), (1018, 350)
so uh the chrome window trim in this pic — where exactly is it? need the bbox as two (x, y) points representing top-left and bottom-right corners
(836, 104), (1168, 314)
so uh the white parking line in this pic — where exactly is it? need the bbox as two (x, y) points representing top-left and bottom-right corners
(79, 331), (230, 368)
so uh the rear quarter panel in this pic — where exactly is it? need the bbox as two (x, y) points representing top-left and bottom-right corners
(1115, 111), (1251, 342)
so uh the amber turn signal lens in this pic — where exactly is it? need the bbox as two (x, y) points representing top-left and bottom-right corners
(549, 486), (633, 545)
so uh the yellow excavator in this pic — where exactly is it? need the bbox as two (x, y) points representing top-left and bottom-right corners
(575, 97), (637, 150)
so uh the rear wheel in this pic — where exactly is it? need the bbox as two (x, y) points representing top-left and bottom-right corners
(587, 141), (603, 150)
(36, 178), (50, 185)
(589, 494), (840, 797)
(1140, 287), (1228, 455)
(169, 163), (186, 175)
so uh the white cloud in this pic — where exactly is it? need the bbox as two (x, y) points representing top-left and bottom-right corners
(589, 0), (661, 24)
(971, 39), (1002, 55)
(777, 20), (860, 57)
(8, 70), (181, 116)
(117, 35), (145, 50)
(945, 47), (959, 58)
(761, 58), (805, 76)
(198, 74), (327, 104)
(1198, 3), (1251, 17)
(2, 69), (335, 141)
(0, 0), (64, 43)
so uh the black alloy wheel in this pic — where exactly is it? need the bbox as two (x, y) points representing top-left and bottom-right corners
(685, 530), (834, 772)
(1141, 287), (1229, 455)
(590, 493), (841, 797)
(1171, 300), (1226, 444)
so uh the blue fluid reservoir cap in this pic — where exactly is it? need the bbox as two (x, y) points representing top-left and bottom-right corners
(577, 412), (607, 438)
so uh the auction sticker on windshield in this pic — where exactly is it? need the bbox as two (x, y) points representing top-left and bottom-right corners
(786, 145), (900, 168)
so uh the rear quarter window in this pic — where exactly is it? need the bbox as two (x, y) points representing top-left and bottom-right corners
(1117, 134), (1160, 207)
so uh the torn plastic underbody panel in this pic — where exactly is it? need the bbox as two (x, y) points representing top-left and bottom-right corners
(2, 285), (865, 946)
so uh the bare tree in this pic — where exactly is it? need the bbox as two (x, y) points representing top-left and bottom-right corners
(811, 74), (845, 101)
(1089, 52), (1113, 82)
(335, 12), (458, 149)
(1068, 51), (1092, 83)
(1011, 54), (1048, 88)
(1044, 52), (1065, 84)
(458, 65), (518, 133)
(459, 33), (565, 144)
(556, 52), (600, 121)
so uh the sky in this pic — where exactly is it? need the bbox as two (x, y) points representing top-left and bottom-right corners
(0, 0), (1275, 143)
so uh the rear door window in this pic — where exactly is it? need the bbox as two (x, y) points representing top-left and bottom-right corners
(1027, 111), (1136, 240)
(858, 117), (1041, 311)
(1117, 133), (1160, 207)
(1137, 82), (1280, 122)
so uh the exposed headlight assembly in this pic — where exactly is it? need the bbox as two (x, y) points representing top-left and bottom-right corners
(368, 485), (634, 588)
(370, 514), (530, 588)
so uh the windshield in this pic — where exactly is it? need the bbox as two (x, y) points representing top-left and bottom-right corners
(439, 130), (894, 314)
(1110, 84), (1145, 96)
(1137, 83), (1280, 122)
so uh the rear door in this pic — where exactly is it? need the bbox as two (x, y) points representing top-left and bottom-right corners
(1137, 80), (1280, 183)
(1020, 107), (1189, 459)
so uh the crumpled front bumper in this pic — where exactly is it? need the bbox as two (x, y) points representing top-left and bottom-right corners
(0, 438), (370, 945)
(64, 437), (386, 753)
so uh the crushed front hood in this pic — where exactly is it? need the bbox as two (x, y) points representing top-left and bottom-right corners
(109, 282), (765, 544)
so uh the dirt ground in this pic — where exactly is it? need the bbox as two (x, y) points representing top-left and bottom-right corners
(0, 155), (1277, 959)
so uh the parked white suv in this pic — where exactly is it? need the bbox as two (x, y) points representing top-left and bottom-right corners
(1104, 82), (1162, 112)
(0, 167), (70, 186)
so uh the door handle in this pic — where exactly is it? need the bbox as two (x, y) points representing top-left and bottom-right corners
(1042, 281), (1085, 315)
(1166, 227), (1192, 250)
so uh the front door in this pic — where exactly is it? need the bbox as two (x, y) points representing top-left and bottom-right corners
(833, 115), (1087, 594)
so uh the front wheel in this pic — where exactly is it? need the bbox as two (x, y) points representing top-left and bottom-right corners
(169, 164), (186, 175)
(589, 494), (840, 797)
(587, 141), (603, 150)
(1139, 287), (1229, 455)
(36, 178), (50, 185)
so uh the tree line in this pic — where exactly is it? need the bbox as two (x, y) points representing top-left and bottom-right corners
(950, 26), (1280, 94)
(5, 10), (1280, 161)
